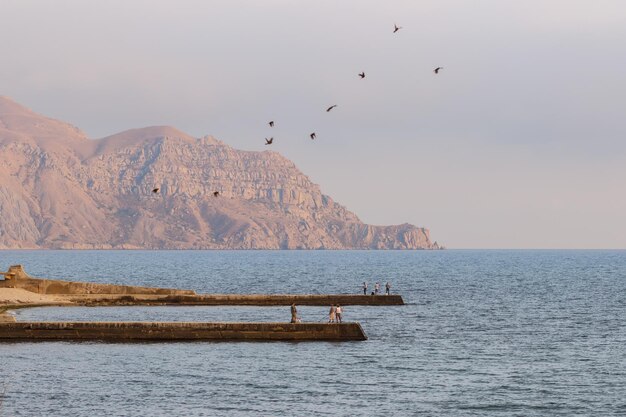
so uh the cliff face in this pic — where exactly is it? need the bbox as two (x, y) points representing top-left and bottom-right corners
(0, 96), (439, 249)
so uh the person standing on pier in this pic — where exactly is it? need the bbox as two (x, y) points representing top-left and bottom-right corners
(385, 282), (391, 295)
(328, 305), (336, 323)
(375, 282), (380, 295)
(291, 303), (298, 323)
(336, 305), (343, 323)
(362, 281), (368, 295)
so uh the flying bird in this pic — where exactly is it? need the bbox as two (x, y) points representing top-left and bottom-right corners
(310, 132), (316, 140)
(152, 188), (159, 194)
(265, 137), (273, 145)
(358, 72), (365, 79)
(434, 67), (443, 74)
(326, 105), (337, 112)
(393, 24), (402, 33)
(269, 121), (274, 127)
(213, 191), (220, 197)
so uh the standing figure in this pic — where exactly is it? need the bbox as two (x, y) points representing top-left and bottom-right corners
(290, 303), (298, 323)
(375, 282), (380, 295)
(336, 305), (343, 323)
(385, 282), (391, 295)
(362, 282), (368, 295)
(328, 305), (337, 323)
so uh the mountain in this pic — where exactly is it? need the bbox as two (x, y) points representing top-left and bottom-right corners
(0, 96), (440, 249)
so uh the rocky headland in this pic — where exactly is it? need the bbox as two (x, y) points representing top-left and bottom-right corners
(0, 96), (440, 250)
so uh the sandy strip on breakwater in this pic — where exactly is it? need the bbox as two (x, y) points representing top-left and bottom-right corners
(0, 288), (72, 322)
(0, 288), (68, 306)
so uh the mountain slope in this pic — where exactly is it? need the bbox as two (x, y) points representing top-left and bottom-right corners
(0, 96), (440, 249)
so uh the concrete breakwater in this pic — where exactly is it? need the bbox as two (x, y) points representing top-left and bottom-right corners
(0, 265), (194, 296)
(0, 321), (367, 342)
(1, 265), (404, 306)
(65, 293), (404, 306)
(0, 265), (397, 342)
(0, 311), (16, 323)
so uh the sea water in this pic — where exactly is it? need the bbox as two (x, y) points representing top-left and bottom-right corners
(0, 250), (625, 416)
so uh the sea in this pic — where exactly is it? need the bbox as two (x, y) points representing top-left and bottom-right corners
(0, 250), (625, 416)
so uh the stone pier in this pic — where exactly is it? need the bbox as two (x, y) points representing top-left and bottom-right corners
(0, 265), (402, 342)
(0, 321), (367, 342)
(0, 265), (404, 306)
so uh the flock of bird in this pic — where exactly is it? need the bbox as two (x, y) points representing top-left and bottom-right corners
(263, 23), (443, 147)
(152, 24), (441, 197)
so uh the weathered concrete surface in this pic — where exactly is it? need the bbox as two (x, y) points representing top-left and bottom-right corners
(1, 265), (195, 296)
(1, 277), (197, 296)
(0, 311), (16, 323)
(1, 264), (28, 280)
(0, 321), (367, 341)
(1, 265), (404, 306)
(62, 293), (405, 306)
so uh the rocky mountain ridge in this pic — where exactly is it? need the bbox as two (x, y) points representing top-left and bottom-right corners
(0, 96), (440, 249)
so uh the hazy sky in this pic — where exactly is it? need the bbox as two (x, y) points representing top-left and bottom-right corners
(1, 0), (625, 248)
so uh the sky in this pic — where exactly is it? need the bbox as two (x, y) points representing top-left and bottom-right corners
(1, 0), (625, 248)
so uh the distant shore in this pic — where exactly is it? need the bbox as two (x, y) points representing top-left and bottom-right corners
(0, 247), (444, 250)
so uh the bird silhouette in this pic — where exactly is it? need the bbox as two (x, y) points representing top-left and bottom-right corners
(358, 72), (365, 79)
(213, 191), (220, 197)
(393, 24), (402, 33)
(269, 121), (274, 127)
(310, 132), (316, 140)
(434, 67), (443, 74)
(326, 105), (337, 112)
(265, 137), (274, 145)
(152, 188), (159, 194)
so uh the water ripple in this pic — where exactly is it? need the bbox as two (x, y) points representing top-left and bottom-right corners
(1, 250), (625, 416)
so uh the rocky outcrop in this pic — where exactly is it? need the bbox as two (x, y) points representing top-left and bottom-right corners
(0, 96), (439, 249)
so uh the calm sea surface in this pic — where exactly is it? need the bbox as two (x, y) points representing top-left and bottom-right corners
(1, 250), (625, 416)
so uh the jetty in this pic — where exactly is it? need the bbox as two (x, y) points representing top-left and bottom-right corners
(0, 264), (402, 342)
(0, 321), (367, 342)
(0, 265), (404, 306)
